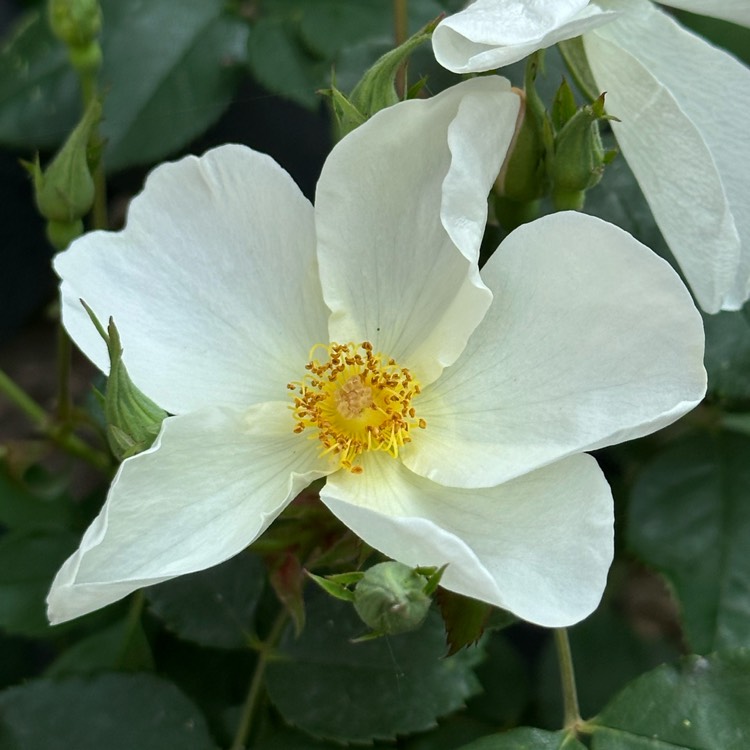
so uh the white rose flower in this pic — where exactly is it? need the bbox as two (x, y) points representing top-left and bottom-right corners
(433, 0), (750, 313)
(47, 77), (706, 629)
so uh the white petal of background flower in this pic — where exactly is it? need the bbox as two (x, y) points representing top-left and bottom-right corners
(55, 144), (330, 414)
(315, 77), (519, 386)
(405, 212), (706, 489)
(432, 0), (617, 72)
(47, 402), (330, 624)
(587, 1), (750, 311)
(322, 452), (613, 627)
(660, 0), (750, 27)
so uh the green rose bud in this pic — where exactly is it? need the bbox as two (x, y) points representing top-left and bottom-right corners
(549, 92), (617, 211)
(323, 17), (438, 139)
(82, 304), (168, 461)
(48, 0), (102, 48)
(353, 561), (432, 635)
(26, 97), (101, 229)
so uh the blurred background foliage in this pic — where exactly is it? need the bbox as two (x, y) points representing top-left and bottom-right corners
(2, 1), (750, 748)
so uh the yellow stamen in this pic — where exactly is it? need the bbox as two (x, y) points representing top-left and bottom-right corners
(288, 342), (426, 472)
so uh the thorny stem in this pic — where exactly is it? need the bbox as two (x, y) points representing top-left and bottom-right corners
(554, 628), (582, 731)
(230, 610), (289, 750)
(393, 0), (408, 97)
(0, 367), (111, 472)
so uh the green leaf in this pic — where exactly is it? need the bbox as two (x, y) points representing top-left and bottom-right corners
(0, 462), (75, 532)
(146, 552), (265, 649)
(437, 589), (492, 654)
(457, 728), (585, 750)
(467, 631), (529, 728)
(535, 607), (679, 727)
(628, 431), (750, 653)
(246, 17), (327, 109)
(0, 0), (248, 171)
(0, 673), (218, 749)
(265, 591), (483, 743)
(45, 617), (154, 677)
(0, 529), (78, 637)
(590, 650), (750, 749)
(99, 0), (247, 171)
(702, 306), (750, 404)
(0, 11), (77, 150)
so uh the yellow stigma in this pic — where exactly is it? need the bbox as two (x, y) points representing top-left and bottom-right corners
(288, 342), (425, 472)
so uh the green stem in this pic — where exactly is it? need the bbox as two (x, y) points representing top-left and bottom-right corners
(554, 628), (582, 731)
(393, 0), (408, 97)
(0, 367), (111, 472)
(56, 322), (72, 422)
(230, 611), (289, 750)
(78, 67), (108, 231)
(0, 368), (47, 424)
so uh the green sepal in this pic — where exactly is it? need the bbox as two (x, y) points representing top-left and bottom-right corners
(549, 92), (618, 210)
(306, 571), (357, 603)
(24, 96), (101, 226)
(551, 77), (578, 131)
(558, 36), (600, 103)
(81, 302), (167, 461)
(319, 84), (366, 140)
(495, 53), (549, 208)
(327, 16), (439, 139)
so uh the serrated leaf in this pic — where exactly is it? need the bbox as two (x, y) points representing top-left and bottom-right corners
(265, 590), (483, 743)
(590, 650), (750, 749)
(0, 673), (217, 749)
(146, 552), (265, 649)
(0, 0), (247, 171)
(457, 728), (585, 750)
(437, 589), (492, 654)
(628, 431), (750, 653)
(0, 529), (78, 637)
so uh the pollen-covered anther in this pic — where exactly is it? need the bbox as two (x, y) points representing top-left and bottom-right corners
(290, 342), (425, 472)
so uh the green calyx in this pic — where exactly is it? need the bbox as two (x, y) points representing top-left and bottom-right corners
(322, 16), (438, 139)
(82, 303), (168, 461)
(549, 91), (618, 210)
(25, 97), (102, 244)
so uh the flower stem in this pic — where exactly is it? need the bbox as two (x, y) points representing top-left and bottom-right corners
(0, 367), (111, 472)
(554, 627), (582, 730)
(393, 0), (408, 97)
(230, 610), (289, 750)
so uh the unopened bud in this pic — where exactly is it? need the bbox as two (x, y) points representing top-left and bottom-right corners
(49, 0), (102, 48)
(549, 92), (617, 210)
(26, 97), (101, 226)
(82, 304), (167, 461)
(353, 562), (432, 635)
(325, 17), (438, 139)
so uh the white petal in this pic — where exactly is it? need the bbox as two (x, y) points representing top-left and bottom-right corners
(55, 144), (329, 414)
(585, 5), (749, 312)
(47, 402), (330, 624)
(432, 0), (618, 73)
(404, 212), (706, 488)
(659, 0), (750, 27)
(316, 77), (520, 385)
(321, 452), (613, 627)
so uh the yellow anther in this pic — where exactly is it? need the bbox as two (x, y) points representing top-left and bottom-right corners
(289, 342), (425, 472)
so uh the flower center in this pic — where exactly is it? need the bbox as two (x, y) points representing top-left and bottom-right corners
(288, 342), (425, 473)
